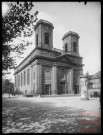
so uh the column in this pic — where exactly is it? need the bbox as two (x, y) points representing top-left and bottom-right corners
(69, 69), (73, 94)
(37, 63), (42, 95)
(52, 65), (57, 94)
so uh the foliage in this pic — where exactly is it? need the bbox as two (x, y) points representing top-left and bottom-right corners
(2, 2), (38, 72)
(2, 79), (14, 94)
(86, 71), (89, 78)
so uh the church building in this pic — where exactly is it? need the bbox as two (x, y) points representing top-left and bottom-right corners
(14, 19), (84, 96)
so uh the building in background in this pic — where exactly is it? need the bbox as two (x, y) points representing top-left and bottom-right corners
(89, 71), (101, 89)
(14, 19), (84, 96)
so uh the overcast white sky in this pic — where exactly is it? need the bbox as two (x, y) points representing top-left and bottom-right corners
(3, 2), (101, 82)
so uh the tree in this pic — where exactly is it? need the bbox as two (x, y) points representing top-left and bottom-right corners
(2, 2), (38, 73)
(86, 71), (89, 78)
(2, 79), (14, 97)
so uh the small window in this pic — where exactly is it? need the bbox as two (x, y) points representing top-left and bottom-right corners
(65, 43), (68, 52)
(36, 34), (38, 46)
(73, 42), (77, 52)
(45, 33), (49, 44)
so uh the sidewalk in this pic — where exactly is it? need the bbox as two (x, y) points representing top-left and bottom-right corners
(2, 94), (22, 98)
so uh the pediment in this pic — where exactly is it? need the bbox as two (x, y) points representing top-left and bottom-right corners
(56, 55), (73, 64)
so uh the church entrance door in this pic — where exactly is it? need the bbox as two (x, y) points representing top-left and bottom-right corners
(44, 84), (51, 95)
(74, 85), (79, 94)
(60, 82), (66, 94)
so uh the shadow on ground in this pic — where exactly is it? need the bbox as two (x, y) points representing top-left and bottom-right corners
(2, 98), (101, 133)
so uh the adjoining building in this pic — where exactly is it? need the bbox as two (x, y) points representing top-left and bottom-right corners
(89, 71), (101, 89)
(14, 19), (84, 96)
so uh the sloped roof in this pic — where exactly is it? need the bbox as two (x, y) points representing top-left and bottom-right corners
(92, 71), (101, 79)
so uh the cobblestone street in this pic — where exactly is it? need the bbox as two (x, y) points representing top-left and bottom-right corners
(2, 95), (101, 133)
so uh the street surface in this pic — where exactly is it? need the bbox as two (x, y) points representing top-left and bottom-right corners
(2, 94), (101, 133)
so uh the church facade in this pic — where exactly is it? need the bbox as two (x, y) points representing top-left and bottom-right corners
(14, 19), (84, 96)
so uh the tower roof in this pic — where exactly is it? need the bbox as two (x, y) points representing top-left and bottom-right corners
(34, 19), (54, 30)
(62, 31), (79, 40)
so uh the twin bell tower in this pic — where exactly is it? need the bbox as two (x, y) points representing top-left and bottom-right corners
(34, 19), (80, 56)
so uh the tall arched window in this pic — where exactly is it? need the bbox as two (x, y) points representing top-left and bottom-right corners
(18, 75), (19, 87)
(15, 76), (16, 87)
(24, 71), (26, 85)
(27, 69), (30, 85)
(34, 72), (35, 79)
(19, 75), (20, 87)
(21, 73), (22, 86)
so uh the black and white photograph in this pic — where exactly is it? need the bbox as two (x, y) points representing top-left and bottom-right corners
(2, 2), (101, 133)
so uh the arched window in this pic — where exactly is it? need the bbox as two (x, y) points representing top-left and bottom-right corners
(27, 69), (30, 85)
(18, 75), (19, 87)
(21, 73), (22, 86)
(34, 72), (35, 79)
(19, 75), (20, 87)
(24, 71), (26, 85)
(15, 76), (16, 87)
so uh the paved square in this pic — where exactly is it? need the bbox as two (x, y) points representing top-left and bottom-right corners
(2, 95), (101, 133)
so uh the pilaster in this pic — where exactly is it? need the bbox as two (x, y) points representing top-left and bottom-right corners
(69, 69), (73, 93)
(37, 63), (42, 95)
(52, 65), (57, 94)
(31, 65), (33, 94)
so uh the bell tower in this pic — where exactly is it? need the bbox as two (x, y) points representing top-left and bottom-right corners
(34, 19), (54, 50)
(62, 31), (80, 56)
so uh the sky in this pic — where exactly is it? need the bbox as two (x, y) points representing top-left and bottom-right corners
(2, 2), (101, 82)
